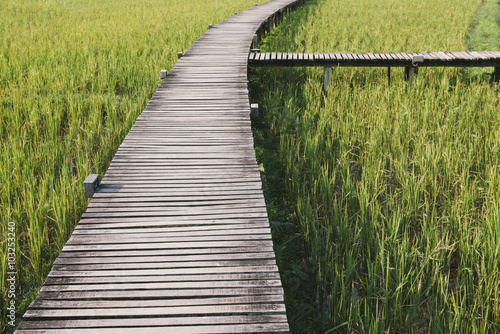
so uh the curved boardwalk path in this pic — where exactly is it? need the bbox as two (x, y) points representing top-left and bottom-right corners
(16, 1), (303, 333)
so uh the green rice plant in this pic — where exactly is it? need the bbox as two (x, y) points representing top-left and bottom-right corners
(0, 0), (266, 331)
(253, 0), (500, 332)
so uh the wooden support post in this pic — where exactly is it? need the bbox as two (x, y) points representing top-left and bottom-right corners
(177, 52), (183, 59)
(412, 55), (423, 76)
(84, 174), (100, 198)
(494, 66), (500, 81)
(387, 67), (391, 86)
(250, 104), (259, 118)
(404, 66), (415, 88)
(324, 67), (332, 90)
(252, 34), (258, 49)
(403, 56), (424, 88)
(208, 24), (212, 29)
(160, 70), (167, 79)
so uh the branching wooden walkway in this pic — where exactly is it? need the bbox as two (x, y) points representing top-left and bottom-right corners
(248, 51), (500, 67)
(249, 51), (500, 88)
(15, 1), (308, 333)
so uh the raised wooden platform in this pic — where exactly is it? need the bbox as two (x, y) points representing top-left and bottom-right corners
(15, 1), (310, 333)
(249, 51), (500, 67)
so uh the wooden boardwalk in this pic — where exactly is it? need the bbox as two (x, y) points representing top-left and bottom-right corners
(250, 50), (500, 87)
(249, 50), (500, 67)
(15, 1), (307, 333)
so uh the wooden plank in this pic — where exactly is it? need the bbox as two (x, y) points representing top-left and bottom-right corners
(452, 51), (470, 60)
(47, 265), (280, 277)
(65, 232), (272, 244)
(40, 279), (283, 292)
(36, 287), (286, 300)
(434, 51), (451, 60)
(29, 295), (285, 309)
(57, 247), (277, 259)
(19, 315), (288, 328)
(44, 272), (281, 285)
(421, 52), (436, 60)
(14, 323), (290, 334)
(60, 240), (275, 252)
(480, 51), (497, 59)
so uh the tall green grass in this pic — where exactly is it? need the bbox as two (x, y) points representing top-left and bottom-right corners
(253, 0), (500, 332)
(0, 0), (266, 331)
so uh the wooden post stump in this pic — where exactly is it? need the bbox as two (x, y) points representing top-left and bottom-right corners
(404, 55), (424, 88)
(250, 104), (259, 118)
(324, 67), (332, 90)
(253, 34), (259, 48)
(84, 174), (100, 198)
(404, 67), (415, 88)
(160, 70), (167, 79)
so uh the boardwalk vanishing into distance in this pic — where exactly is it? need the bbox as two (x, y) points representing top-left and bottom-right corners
(15, 0), (309, 333)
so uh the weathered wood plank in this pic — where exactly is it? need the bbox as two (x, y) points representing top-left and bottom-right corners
(29, 295), (284, 309)
(15, 323), (290, 334)
(19, 315), (288, 328)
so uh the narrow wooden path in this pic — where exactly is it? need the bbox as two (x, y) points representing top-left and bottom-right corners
(16, 1), (307, 333)
(249, 50), (500, 67)
(249, 50), (500, 87)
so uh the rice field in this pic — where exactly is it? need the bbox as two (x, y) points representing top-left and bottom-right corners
(253, 0), (500, 332)
(0, 0), (266, 330)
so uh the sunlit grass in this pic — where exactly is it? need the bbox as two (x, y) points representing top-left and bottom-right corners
(0, 0), (266, 330)
(254, 0), (500, 331)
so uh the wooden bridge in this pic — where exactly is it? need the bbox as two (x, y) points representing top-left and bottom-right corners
(15, 1), (309, 333)
(248, 50), (500, 67)
(249, 51), (500, 87)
